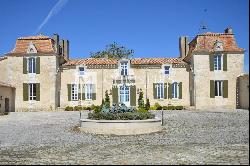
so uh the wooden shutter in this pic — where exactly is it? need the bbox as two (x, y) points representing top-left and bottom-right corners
(23, 58), (27, 74)
(23, 83), (28, 101)
(82, 84), (85, 100)
(223, 54), (227, 71)
(179, 82), (182, 99)
(67, 84), (71, 101)
(168, 83), (172, 99)
(210, 80), (215, 98)
(36, 57), (40, 74)
(92, 84), (96, 100)
(153, 83), (157, 99)
(112, 86), (118, 104)
(36, 83), (40, 101)
(223, 80), (228, 98)
(209, 54), (214, 71)
(78, 84), (81, 100)
(130, 85), (136, 106)
(164, 83), (167, 99)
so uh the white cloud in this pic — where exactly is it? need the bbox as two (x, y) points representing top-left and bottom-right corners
(35, 0), (68, 34)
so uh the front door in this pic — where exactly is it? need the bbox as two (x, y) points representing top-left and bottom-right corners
(119, 85), (130, 107)
(5, 98), (9, 113)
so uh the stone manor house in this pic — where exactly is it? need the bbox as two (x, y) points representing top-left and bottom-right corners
(0, 27), (248, 112)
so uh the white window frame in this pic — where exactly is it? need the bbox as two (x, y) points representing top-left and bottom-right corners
(79, 66), (85, 75)
(27, 57), (36, 74)
(29, 83), (36, 101)
(215, 80), (223, 97)
(172, 82), (179, 99)
(85, 84), (93, 100)
(119, 85), (130, 103)
(71, 84), (78, 101)
(156, 83), (164, 99)
(214, 54), (222, 71)
(120, 61), (129, 76)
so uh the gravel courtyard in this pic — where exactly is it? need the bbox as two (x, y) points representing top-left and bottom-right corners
(0, 110), (249, 165)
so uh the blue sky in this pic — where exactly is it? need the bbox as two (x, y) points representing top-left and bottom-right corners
(0, 0), (249, 72)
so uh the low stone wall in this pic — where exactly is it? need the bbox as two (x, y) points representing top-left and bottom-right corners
(80, 118), (162, 135)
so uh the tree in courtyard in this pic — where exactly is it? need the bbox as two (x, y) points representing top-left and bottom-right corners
(104, 90), (111, 108)
(145, 98), (150, 111)
(138, 89), (145, 109)
(90, 42), (134, 59)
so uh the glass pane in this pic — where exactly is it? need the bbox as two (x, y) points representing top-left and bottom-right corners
(215, 81), (218, 96)
(29, 58), (32, 73)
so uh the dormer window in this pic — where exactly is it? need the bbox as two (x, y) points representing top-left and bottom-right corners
(164, 66), (170, 75)
(79, 67), (85, 75)
(214, 40), (223, 51)
(27, 42), (37, 54)
(120, 61), (128, 76)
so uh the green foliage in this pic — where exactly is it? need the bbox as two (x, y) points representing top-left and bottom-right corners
(149, 106), (157, 110)
(88, 112), (155, 120)
(161, 105), (184, 110)
(90, 42), (134, 59)
(65, 106), (73, 111)
(73, 106), (82, 111)
(154, 102), (162, 110)
(138, 90), (145, 109)
(145, 98), (150, 110)
(136, 107), (148, 113)
(93, 105), (101, 114)
(175, 106), (184, 110)
(104, 90), (111, 108)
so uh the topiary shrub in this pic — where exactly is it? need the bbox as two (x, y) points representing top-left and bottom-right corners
(167, 105), (175, 110)
(175, 106), (184, 110)
(138, 90), (145, 109)
(149, 106), (157, 110)
(162, 106), (168, 110)
(154, 102), (162, 110)
(145, 98), (150, 111)
(65, 106), (73, 111)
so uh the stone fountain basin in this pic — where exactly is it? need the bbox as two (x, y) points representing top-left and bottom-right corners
(80, 118), (162, 135)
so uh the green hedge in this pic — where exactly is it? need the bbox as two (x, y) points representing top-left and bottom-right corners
(88, 111), (155, 120)
(149, 105), (184, 110)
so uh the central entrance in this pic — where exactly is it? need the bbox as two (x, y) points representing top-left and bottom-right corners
(119, 85), (130, 107)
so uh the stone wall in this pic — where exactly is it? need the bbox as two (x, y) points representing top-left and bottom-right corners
(192, 53), (244, 109)
(1, 55), (59, 112)
(0, 86), (15, 113)
(238, 74), (249, 109)
(60, 63), (190, 108)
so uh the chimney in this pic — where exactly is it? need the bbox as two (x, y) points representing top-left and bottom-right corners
(179, 36), (189, 58)
(225, 27), (233, 34)
(63, 39), (69, 60)
(59, 40), (65, 56)
(53, 34), (59, 54)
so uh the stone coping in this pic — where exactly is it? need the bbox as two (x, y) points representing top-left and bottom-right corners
(80, 118), (161, 123)
(80, 117), (162, 135)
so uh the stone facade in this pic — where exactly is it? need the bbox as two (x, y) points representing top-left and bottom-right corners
(237, 74), (249, 109)
(0, 27), (246, 112)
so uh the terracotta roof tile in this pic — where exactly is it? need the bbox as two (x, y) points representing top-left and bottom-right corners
(63, 57), (184, 66)
(184, 32), (245, 62)
(10, 35), (55, 54)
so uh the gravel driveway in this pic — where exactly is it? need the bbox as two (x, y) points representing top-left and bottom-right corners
(0, 110), (249, 165)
